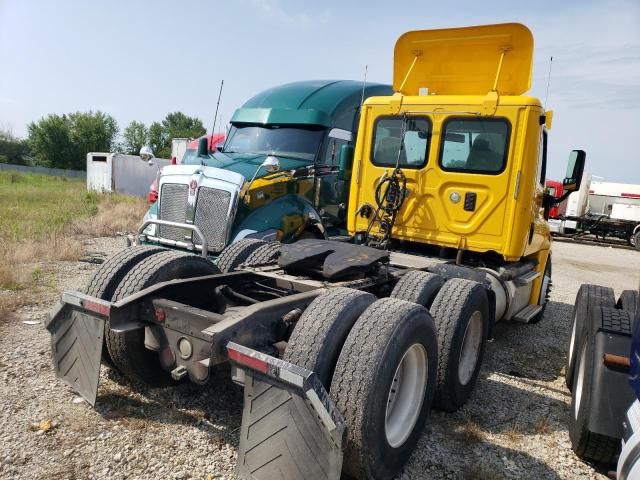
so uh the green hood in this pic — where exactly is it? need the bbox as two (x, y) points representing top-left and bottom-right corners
(182, 150), (312, 180)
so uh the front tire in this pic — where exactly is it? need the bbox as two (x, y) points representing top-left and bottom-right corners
(243, 241), (281, 268)
(107, 251), (220, 385)
(330, 298), (437, 480)
(216, 239), (267, 272)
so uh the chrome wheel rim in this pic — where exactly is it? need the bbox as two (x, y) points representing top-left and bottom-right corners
(385, 343), (428, 448)
(458, 311), (484, 385)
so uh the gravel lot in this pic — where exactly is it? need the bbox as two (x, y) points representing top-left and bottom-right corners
(0, 238), (638, 479)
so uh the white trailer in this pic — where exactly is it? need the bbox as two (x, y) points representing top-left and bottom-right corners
(87, 153), (170, 197)
(550, 176), (640, 248)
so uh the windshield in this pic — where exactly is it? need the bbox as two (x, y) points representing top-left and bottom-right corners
(223, 124), (325, 161)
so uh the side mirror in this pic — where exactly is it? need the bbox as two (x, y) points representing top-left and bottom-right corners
(262, 155), (280, 173)
(197, 137), (208, 157)
(338, 145), (354, 181)
(563, 149), (586, 192)
(140, 146), (154, 162)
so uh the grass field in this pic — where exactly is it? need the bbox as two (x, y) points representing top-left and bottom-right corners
(0, 171), (147, 317)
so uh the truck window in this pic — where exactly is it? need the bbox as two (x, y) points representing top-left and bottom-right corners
(371, 116), (431, 169)
(439, 118), (510, 174)
(222, 125), (325, 162)
(539, 130), (548, 185)
(322, 128), (352, 166)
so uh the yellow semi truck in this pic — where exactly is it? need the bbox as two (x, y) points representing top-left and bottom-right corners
(47, 23), (583, 480)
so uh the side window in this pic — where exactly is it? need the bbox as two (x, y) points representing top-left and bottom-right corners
(322, 129), (351, 166)
(371, 116), (431, 168)
(539, 129), (548, 185)
(440, 118), (510, 174)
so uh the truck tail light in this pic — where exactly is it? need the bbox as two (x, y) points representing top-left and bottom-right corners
(227, 347), (269, 374)
(83, 299), (111, 316)
(155, 308), (165, 323)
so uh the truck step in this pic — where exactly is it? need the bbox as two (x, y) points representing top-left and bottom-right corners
(514, 270), (541, 286)
(513, 304), (543, 323)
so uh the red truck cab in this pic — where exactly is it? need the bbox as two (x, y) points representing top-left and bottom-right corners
(545, 179), (567, 219)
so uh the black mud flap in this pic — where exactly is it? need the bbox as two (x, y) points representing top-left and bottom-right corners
(227, 342), (346, 480)
(45, 292), (110, 406)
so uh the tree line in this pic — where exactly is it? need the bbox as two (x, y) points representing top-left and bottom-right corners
(0, 111), (207, 171)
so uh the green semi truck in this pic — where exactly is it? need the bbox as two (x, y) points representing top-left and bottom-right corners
(138, 80), (392, 266)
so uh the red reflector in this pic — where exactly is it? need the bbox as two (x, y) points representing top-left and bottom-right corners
(622, 192), (640, 198)
(228, 348), (269, 373)
(155, 308), (165, 322)
(82, 300), (110, 316)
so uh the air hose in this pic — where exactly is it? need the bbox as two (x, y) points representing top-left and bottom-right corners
(367, 167), (407, 249)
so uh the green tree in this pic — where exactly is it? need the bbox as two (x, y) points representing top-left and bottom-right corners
(123, 121), (148, 155)
(27, 114), (75, 168)
(0, 130), (30, 165)
(27, 111), (118, 170)
(162, 112), (206, 140)
(148, 121), (170, 159)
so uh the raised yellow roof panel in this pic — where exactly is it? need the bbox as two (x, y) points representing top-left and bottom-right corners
(394, 23), (533, 96)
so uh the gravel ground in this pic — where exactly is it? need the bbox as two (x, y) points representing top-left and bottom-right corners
(0, 238), (638, 479)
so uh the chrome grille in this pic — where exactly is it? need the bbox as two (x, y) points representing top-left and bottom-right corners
(158, 183), (189, 242)
(194, 187), (232, 252)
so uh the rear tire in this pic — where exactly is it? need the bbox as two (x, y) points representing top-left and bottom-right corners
(85, 246), (167, 366)
(390, 270), (445, 309)
(565, 284), (616, 391)
(216, 239), (267, 272)
(330, 298), (437, 480)
(633, 231), (640, 251)
(107, 251), (220, 386)
(283, 287), (376, 389)
(617, 290), (639, 315)
(569, 308), (621, 464)
(429, 278), (490, 412)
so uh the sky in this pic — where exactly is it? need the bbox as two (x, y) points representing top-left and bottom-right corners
(1, 0), (639, 183)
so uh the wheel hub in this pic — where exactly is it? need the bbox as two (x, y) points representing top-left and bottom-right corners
(385, 343), (428, 448)
(458, 311), (484, 386)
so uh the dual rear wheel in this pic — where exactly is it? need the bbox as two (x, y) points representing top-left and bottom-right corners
(391, 272), (490, 412)
(86, 240), (278, 385)
(283, 273), (490, 478)
(284, 290), (437, 479)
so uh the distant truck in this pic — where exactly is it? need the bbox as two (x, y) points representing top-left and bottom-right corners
(147, 133), (226, 204)
(546, 176), (640, 249)
(139, 80), (393, 258)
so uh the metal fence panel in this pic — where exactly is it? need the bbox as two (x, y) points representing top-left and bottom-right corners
(0, 163), (86, 179)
